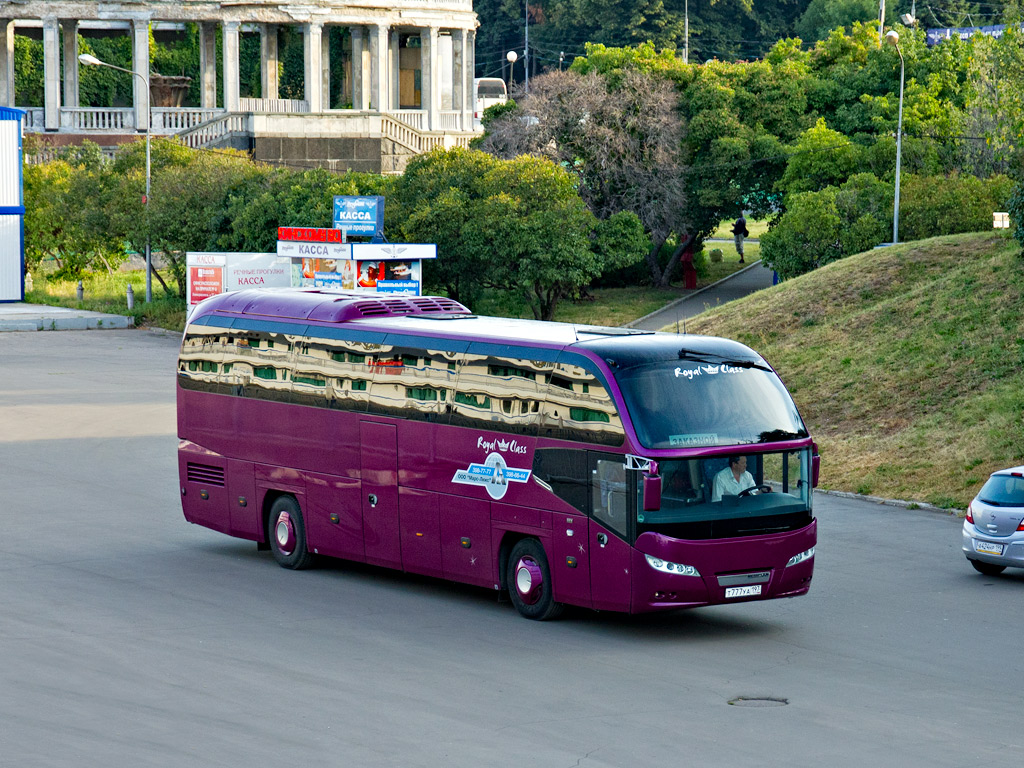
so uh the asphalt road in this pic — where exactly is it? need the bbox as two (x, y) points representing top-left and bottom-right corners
(2, 330), (1020, 768)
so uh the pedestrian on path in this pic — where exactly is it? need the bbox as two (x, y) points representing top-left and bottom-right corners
(732, 215), (750, 263)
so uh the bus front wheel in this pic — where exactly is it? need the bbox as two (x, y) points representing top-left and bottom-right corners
(268, 496), (314, 570)
(507, 539), (563, 621)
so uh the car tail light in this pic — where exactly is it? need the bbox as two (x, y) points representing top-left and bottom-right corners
(1018, 518), (1024, 532)
(966, 503), (974, 524)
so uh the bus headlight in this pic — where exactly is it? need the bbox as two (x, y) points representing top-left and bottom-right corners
(645, 554), (700, 577)
(786, 547), (815, 567)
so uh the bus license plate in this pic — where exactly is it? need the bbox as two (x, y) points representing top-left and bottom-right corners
(725, 585), (762, 598)
(975, 540), (1004, 555)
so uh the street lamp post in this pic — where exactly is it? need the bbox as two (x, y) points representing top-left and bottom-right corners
(885, 31), (905, 245)
(79, 53), (152, 303)
(506, 50), (518, 89)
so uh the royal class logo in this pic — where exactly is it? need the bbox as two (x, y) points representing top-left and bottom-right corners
(476, 436), (528, 455)
(674, 364), (745, 380)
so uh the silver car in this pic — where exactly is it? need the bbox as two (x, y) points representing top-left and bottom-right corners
(963, 466), (1024, 575)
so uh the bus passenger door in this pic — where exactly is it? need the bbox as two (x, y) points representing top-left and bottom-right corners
(589, 453), (633, 612)
(361, 421), (401, 569)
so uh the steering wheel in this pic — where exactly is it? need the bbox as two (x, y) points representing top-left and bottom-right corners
(738, 484), (773, 498)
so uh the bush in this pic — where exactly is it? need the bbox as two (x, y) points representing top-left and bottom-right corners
(765, 171), (1016, 279)
(761, 187), (844, 279)
(899, 173), (1015, 242)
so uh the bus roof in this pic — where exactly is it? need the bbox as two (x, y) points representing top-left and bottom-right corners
(189, 288), (761, 361)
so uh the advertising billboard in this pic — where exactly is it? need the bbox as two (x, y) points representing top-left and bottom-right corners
(333, 196), (385, 237)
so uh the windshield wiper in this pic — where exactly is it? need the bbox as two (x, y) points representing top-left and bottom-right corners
(677, 348), (772, 372)
(757, 428), (808, 443)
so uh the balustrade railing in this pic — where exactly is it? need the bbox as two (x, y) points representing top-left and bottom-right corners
(153, 109), (222, 131)
(389, 110), (426, 131)
(436, 111), (464, 131)
(177, 113), (249, 149)
(240, 98), (309, 114)
(60, 107), (133, 131)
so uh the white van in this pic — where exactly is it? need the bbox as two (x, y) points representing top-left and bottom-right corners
(473, 77), (508, 128)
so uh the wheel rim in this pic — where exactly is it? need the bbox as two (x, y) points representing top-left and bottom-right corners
(275, 511), (296, 556)
(515, 556), (544, 605)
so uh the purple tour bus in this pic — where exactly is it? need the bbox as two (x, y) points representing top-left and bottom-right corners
(178, 288), (818, 619)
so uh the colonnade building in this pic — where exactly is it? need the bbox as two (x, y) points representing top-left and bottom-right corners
(0, 1), (480, 172)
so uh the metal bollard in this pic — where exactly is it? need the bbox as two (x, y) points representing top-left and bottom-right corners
(76, 280), (84, 301)
(126, 283), (135, 310)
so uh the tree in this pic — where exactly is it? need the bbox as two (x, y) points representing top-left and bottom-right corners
(478, 66), (687, 286)
(109, 144), (262, 297)
(23, 147), (125, 279)
(796, 0), (892, 44)
(392, 148), (646, 319)
(776, 118), (865, 196)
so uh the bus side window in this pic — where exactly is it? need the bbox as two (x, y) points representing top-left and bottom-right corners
(533, 448), (588, 513)
(590, 454), (628, 536)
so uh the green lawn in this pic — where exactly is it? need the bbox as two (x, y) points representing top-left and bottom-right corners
(25, 270), (187, 332)
(710, 218), (769, 240)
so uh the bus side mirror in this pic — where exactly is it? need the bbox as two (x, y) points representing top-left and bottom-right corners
(643, 474), (662, 511)
(812, 442), (820, 488)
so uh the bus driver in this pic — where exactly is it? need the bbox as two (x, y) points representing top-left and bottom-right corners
(713, 455), (759, 501)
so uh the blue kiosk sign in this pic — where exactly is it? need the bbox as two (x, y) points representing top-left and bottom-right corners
(333, 195), (384, 237)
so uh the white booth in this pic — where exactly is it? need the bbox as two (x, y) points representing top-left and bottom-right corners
(0, 107), (24, 303)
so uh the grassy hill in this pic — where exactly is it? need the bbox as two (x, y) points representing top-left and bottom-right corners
(683, 231), (1024, 509)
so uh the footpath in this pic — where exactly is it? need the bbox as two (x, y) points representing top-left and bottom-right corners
(626, 259), (775, 332)
(0, 302), (133, 332)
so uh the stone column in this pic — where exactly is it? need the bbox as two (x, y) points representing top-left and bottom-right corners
(62, 20), (78, 109)
(466, 29), (476, 129)
(321, 26), (332, 109)
(43, 18), (61, 130)
(199, 22), (217, 109)
(421, 27), (438, 130)
(223, 21), (240, 112)
(303, 21), (323, 112)
(351, 27), (365, 110)
(132, 19), (150, 131)
(390, 29), (400, 110)
(438, 33), (453, 111)
(369, 23), (388, 112)
(453, 28), (470, 131)
(261, 24), (279, 100)
(0, 20), (15, 108)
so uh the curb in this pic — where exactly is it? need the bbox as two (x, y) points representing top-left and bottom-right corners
(624, 259), (769, 330)
(816, 488), (963, 516)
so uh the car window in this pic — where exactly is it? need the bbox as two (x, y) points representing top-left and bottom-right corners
(979, 474), (1024, 506)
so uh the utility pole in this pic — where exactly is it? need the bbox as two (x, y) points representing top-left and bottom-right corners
(524, 0), (529, 92)
(684, 0), (689, 64)
(879, 0), (886, 44)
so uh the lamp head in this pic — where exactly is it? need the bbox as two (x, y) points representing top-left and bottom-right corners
(506, 50), (518, 64)
(885, 30), (900, 47)
(78, 53), (103, 66)
(900, 13), (916, 26)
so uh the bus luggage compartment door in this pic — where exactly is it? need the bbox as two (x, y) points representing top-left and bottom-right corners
(360, 421), (401, 568)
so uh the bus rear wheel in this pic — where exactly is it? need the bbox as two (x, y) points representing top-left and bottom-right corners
(507, 539), (563, 621)
(268, 495), (314, 570)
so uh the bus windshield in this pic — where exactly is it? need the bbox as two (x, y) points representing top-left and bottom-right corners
(638, 449), (813, 540)
(613, 360), (807, 449)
